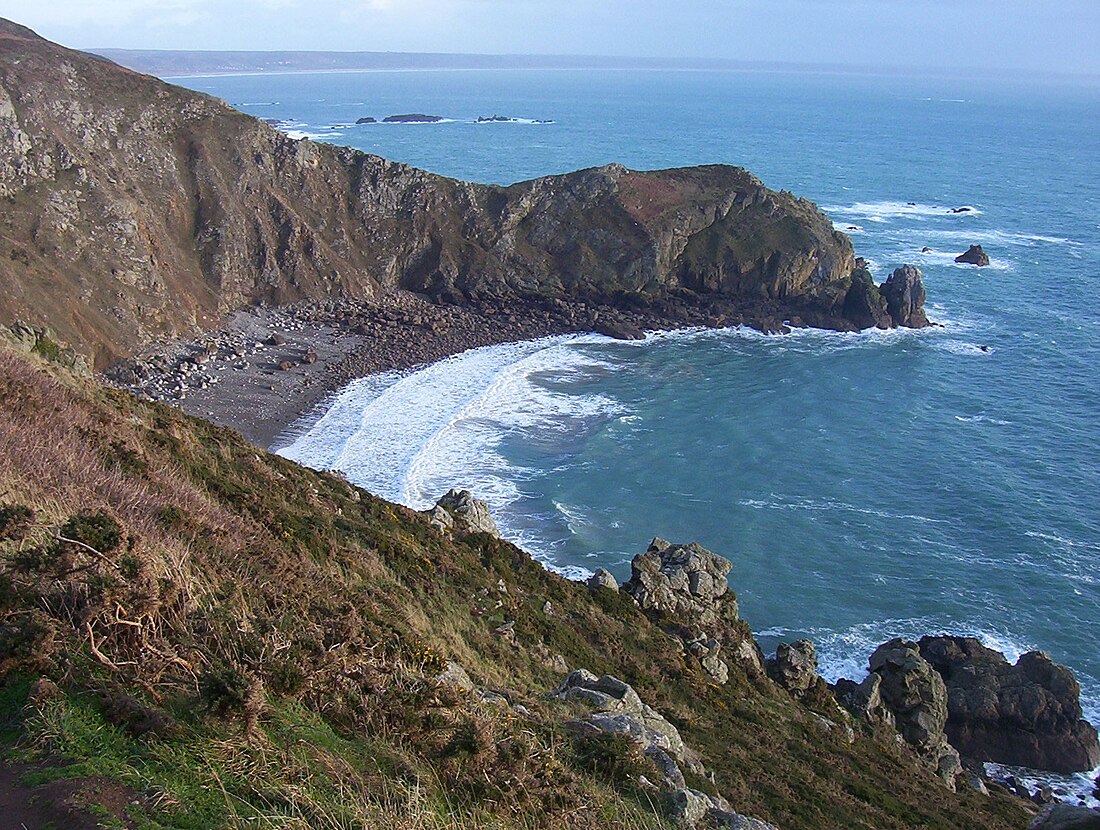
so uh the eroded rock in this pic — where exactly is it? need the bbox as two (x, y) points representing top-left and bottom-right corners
(918, 635), (1100, 773)
(432, 489), (500, 537)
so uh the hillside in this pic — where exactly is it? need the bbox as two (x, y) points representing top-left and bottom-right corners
(0, 18), (905, 371)
(0, 339), (1034, 828)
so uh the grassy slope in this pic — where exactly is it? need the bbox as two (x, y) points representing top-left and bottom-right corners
(0, 344), (1029, 829)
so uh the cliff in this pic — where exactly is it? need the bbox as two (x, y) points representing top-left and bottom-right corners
(1, 18), (900, 370)
(0, 342), (1030, 829)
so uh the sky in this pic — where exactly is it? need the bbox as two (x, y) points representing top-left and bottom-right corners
(2, 0), (1099, 77)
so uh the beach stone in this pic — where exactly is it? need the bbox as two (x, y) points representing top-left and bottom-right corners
(918, 635), (1100, 773)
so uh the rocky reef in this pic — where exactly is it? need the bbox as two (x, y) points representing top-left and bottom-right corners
(0, 18), (929, 371)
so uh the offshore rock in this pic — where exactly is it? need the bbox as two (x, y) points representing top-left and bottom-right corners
(433, 490), (500, 537)
(622, 538), (736, 628)
(956, 244), (991, 266)
(869, 638), (962, 790)
(880, 265), (930, 328)
(918, 635), (1100, 773)
(1027, 805), (1100, 830)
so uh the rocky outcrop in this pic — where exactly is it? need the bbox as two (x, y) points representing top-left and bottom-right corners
(880, 265), (930, 328)
(1028, 805), (1100, 830)
(620, 538), (763, 685)
(552, 669), (778, 830)
(766, 640), (820, 696)
(0, 20), (919, 369)
(918, 635), (1100, 774)
(587, 567), (618, 591)
(833, 672), (896, 731)
(622, 538), (736, 628)
(428, 489), (500, 537)
(867, 639), (963, 790)
(956, 245), (991, 266)
(841, 266), (891, 329)
(2, 321), (91, 376)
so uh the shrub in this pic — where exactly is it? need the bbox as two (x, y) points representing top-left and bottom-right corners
(60, 512), (122, 554)
(0, 504), (34, 541)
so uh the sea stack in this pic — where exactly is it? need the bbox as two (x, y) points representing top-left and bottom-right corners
(955, 245), (991, 266)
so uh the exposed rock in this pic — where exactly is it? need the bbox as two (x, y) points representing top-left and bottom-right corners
(833, 672), (896, 730)
(688, 635), (730, 684)
(551, 670), (687, 762)
(587, 567), (618, 591)
(436, 661), (475, 692)
(383, 113), (444, 123)
(918, 635), (1100, 773)
(426, 504), (454, 533)
(869, 638), (962, 790)
(3, 322), (91, 376)
(841, 267), (891, 329)
(594, 318), (646, 340)
(621, 538), (736, 628)
(880, 265), (930, 328)
(355, 117), (377, 124)
(955, 245), (991, 266)
(1027, 804), (1100, 830)
(766, 639), (819, 695)
(433, 489), (499, 537)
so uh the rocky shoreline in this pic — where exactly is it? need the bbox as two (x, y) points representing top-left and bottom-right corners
(104, 287), (884, 450)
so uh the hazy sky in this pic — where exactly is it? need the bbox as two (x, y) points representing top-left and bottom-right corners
(3, 0), (1098, 76)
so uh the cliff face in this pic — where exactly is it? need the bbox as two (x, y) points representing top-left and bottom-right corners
(0, 19), (866, 368)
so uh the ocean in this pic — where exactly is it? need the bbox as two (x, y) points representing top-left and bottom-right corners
(176, 67), (1100, 794)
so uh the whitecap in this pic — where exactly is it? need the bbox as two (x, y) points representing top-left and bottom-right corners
(821, 200), (984, 222)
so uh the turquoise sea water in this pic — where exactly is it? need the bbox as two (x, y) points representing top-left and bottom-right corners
(179, 69), (1100, 785)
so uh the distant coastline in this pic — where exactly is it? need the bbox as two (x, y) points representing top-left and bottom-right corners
(90, 47), (1100, 85)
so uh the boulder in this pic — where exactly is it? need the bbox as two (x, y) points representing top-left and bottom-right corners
(955, 245), (991, 266)
(1027, 805), (1100, 830)
(433, 489), (499, 537)
(594, 318), (646, 340)
(869, 638), (962, 789)
(621, 538), (736, 628)
(918, 635), (1100, 773)
(766, 639), (820, 696)
(880, 265), (930, 328)
(587, 567), (618, 591)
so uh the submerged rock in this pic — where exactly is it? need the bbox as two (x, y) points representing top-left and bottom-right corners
(918, 635), (1100, 773)
(955, 244), (991, 266)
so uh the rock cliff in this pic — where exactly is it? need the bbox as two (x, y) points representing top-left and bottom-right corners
(0, 19), (925, 370)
